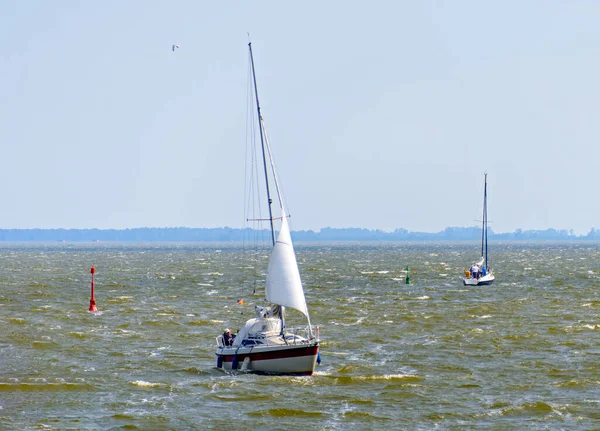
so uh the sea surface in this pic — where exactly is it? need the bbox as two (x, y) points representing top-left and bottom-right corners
(1, 242), (599, 430)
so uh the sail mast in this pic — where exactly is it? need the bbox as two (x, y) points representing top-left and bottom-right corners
(248, 42), (289, 336)
(480, 174), (485, 260)
(248, 42), (276, 246)
(484, 173), (489, 270)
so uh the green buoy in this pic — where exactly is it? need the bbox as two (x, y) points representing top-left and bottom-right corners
(405, 266), (411, 284)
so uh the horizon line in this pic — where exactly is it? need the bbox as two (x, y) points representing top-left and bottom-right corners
(0, 226), (594, 235)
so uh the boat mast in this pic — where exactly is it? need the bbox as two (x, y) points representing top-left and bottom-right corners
(248, 42), (289, 336)
(248, 42), (276, 246)
(483, 173), (489, 270)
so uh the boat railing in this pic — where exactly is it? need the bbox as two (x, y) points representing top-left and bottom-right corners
(216, 335), (224, 347)
(285, 325), (319, 344)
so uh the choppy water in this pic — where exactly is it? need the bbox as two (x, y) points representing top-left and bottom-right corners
(1, 242), (599, 430)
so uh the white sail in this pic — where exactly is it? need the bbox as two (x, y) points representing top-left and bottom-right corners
(265, 216), (309, 317)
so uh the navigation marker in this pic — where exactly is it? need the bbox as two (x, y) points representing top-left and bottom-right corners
(89, 266), (98, 312)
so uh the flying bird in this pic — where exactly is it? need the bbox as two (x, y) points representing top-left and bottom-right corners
(172, 44), (180, 52)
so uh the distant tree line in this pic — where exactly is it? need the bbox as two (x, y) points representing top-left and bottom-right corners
(0, 227), (597, 242)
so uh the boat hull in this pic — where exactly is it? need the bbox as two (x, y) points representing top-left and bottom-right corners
(462, 273), (495, 286)
(216, 342), (319, 375)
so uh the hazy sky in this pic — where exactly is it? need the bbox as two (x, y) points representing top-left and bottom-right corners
(1, 1), (599, 234)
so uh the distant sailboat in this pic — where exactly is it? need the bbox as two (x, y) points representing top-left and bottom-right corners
(462, 173), (495, 286)
(214, 42), (320, 375)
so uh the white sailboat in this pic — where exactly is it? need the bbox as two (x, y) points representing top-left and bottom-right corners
(214, 43), (320, 375)
(462, 173), (495, 286)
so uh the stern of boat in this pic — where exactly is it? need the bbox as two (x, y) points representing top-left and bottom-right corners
(462, 273), (495, 286)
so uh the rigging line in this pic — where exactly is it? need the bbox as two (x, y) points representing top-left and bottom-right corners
(245, 50), (267, 297)
(485, 173), (490, 270)
(243, 52), (252, 287)
(481, 177), (485, 259)
(249, 79), (261, 226)
(253, 145), (272, 297)
(250, 84), (269, 255)
(248, 42), (276, 246)
(251, 128), (264, 296)
(243, 54), (252, 246)
(261, 117), (293, 229)
(245, 54), (263, 292)
(261, 119), (286, 215)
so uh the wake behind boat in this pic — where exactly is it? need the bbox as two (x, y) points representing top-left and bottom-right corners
(214, 42), (320, 375)
(463, 173), (495, 286)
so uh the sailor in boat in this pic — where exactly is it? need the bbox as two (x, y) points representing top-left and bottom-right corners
(222, 328), (235, 346)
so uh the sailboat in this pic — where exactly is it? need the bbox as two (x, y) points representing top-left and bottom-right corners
(462, 173), (495, 286)
(214, 43), (320, 375)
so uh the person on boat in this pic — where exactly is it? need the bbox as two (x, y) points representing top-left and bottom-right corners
(471, 265), (481, 279)
(222, 328), (235, 346)
(469, 265), (476, 279)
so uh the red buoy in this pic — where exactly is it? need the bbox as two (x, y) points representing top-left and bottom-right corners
(89, 266), (98, 312)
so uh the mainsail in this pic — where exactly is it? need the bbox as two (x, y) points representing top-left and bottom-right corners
(265, 215), (309, 317)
